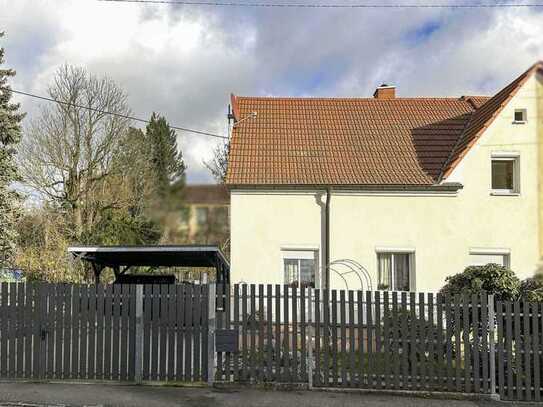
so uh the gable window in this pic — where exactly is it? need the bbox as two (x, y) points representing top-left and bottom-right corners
(377, 251), (414, 291)
(283, 250), (317, 288)
(514, 109), (527, 123)
(491, 154), (520, 194)
(469, 249), (511, 268)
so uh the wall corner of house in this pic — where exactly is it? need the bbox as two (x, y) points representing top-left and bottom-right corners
(537, 72), (543, 268)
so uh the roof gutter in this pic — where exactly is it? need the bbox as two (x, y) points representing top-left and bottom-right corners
(226, 183), (463, 192)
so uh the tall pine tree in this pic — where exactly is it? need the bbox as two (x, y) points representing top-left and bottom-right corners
(145, 112), (185, 198)
(0, 33), (24, 267)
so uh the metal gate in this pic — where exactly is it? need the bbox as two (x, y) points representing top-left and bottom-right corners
(0, 282), (209, 382)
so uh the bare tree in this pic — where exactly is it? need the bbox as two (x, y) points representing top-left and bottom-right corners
(18, 65), (133, 239)
(204, 139), (229, 183)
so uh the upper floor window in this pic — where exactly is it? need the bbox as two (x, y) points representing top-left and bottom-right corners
(491, 154), (520, 195)
(514, 109), (527, 123)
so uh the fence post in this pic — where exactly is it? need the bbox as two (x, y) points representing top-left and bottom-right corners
(134, 284), (144, 384)
(207, 283), (217, 386)
(488, 294), (497, 397)
(307, 287), (314, 389)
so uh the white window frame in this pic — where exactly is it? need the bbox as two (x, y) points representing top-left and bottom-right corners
(375, 248), (416, 292)
(491, 153), (520, 195)
(281, 248), (319, 288)
(513, 108), (527, 124)
(469, 248), (511, 268)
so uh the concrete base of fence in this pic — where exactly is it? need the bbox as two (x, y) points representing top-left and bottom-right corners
(213, 382), (501, 402)
(213, 382), (309, 392)
(316, 387), (501, 402)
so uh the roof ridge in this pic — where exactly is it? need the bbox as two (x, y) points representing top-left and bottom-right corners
(234, 95), (482, 102)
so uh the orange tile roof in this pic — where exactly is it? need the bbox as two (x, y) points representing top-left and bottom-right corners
(225, 62), (541, 187)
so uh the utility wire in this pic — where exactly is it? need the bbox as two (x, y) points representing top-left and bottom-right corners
(9, 89), (228, 140)
(96, 0), (543, 9)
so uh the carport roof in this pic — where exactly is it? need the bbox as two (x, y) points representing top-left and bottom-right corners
(68, 245), (230, 270)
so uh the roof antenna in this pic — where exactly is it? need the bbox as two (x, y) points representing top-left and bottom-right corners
(233, 111), (257, 127)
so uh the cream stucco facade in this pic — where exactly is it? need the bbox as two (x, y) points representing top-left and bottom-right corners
(230, 72), (543, 292)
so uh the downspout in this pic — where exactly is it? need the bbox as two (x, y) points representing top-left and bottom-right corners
(325, 187), (331, 289)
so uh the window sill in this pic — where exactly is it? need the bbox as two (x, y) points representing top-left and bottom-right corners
(490, 191), (520, 196)
(512, 121), (527, 125)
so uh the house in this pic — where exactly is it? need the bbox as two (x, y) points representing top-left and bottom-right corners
(225, 61), (543, 292)
(180, 184), (229, 244)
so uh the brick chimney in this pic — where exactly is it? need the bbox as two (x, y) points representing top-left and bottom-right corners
(373, 84), (396, 99)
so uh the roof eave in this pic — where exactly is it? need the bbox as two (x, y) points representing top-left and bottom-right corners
(226, 183), (463, 192)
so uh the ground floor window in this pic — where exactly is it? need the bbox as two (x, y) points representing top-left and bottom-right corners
(282, 250), (318, 288)
(377, 251), (413, 291)
(469, 249), (511, 268)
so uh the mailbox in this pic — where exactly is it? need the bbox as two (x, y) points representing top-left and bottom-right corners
(215, 329), (238, 353)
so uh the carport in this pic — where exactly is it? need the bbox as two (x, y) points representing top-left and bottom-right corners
(68, 245), (230, 284)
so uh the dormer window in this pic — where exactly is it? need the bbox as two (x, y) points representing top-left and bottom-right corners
(514, 109), (527, 123)
(491, 153), (520, 195)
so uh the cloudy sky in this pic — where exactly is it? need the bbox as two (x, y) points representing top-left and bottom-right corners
(1, 0), (542, 183)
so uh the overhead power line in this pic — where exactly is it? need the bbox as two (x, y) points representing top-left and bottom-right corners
(96, 0), (543, 9)
(10, 89), (228, 140)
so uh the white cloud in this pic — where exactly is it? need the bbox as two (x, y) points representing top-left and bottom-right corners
(1, 0), (542, 182)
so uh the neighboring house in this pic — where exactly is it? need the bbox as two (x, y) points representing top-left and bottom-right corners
(226, 61), (543, 292)
(181, 184), (230, 244)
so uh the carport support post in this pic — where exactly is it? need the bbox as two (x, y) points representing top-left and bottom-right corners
(135, 284), (144, 384)
(207, 283), (217, 385)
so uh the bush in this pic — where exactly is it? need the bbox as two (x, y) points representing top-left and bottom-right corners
(439, 263), (520, 301)
(520, 273), (543, 302)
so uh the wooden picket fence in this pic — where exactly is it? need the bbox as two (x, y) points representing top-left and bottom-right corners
(0, 282), (209, 382)
(495, 300), (542, 401)
(2, 282), (543, 402)
(215, 285), (543, 402)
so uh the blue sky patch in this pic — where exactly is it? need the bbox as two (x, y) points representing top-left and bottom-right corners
(404, 20), (442, 45)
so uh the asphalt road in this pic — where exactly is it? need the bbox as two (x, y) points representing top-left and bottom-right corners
(0, 382), (533, 407)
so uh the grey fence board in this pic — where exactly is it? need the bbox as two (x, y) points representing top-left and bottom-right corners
(366, 291), (373, 388)
(25, 283), (34, 379)
(184, 284), (193, 382)
(292, 286), (298, 382)
(427, 293), (435, 391)
(266, 284), (273, 381)
(392, 292), (400, 390)
(374, 291), (382, 389)
(240, 284), (247, 382)
(339, 290), (346, 387)
(401, 292), (409, 389)
(356, 290), (364, 387)
(96, 285), (104, 380)
(314, 289), (321, 387)
(248, 284), (257, 380)
(347, 291), (355, 387)
(497, 301), (505, 398)
(534, 303), (541, 402)
(178, 284), (186, 381)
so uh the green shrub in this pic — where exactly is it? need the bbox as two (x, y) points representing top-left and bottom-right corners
(439, 263), (520, 301)
(520, 273), (543, 302)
